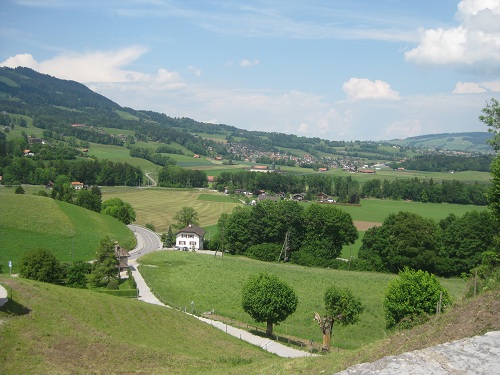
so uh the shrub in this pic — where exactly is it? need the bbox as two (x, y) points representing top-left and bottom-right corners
(246, 243), (282, 262)
(107, 278), (119, 290)
(36, 190), (49, 197)
(19, 248), (62, 283)
(14, 185), (25, 194)
(65, 261), (88, 289)
(383, 267), (451, 329)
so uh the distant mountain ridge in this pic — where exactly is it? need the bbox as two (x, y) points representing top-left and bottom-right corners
(389, 132), (493, 153)
(0, 66), (493, 155)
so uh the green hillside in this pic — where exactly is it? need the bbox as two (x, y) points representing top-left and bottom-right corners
(388, 132), (493, 153)
(0, 194), (135, 272)
(0, 277), (276, 375)
(1, 260), (497, 374)
(138, 251), (466, 350)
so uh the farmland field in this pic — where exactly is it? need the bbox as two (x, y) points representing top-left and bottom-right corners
(101, 187), (242, 233)
(86, 142), (160, 173)
(100, 187), (487, 233)
(138, 251), (466, 350)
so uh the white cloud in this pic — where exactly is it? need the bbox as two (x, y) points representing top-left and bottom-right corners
(342, 78), (400, 101)
(0, 46), (149, 83)
(481, 80), (500, 91)
(453, 82), (487, 94)
(240, 59), (260, 67)
(297, 123), (309, 133)
(405, 0), (500, 75)
(0, 53), (38, 68)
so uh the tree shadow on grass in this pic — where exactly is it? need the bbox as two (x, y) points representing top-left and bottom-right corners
(0, 298), (30, 317)
(248, 328), (309, 350)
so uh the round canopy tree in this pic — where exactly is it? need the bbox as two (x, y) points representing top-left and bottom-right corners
(384, 267), (451, 329)
(242, 272), (298, 336)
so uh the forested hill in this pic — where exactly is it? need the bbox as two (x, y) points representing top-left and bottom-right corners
(389, 132), (493, 153)
(0, 66), (492, 156)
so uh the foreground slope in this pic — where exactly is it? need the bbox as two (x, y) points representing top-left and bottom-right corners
(0, 277), (280, 375)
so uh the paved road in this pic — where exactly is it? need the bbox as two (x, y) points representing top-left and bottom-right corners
(127, 224), (163, 259)
(128, 226), (314, 358)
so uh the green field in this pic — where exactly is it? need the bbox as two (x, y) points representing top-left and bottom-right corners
(0, 186), (488, 271)
(138, 251), (466, 350)
(86, 142), (160, 173)
(0, 194), (135, 272)
(100, 187), (242, 233)
(330, 199), (488, 223)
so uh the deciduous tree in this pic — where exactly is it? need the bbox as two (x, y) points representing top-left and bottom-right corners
(65, 261), (88, 289)
(19, 248), (62, 283)
(242, 272), (298, 336)
(383, 268), (450, 329)
(315, 285), (363, 351)
(295, 204), (358, 266)
(172, 206), (199, 229)
(101, 198), (136, 224)
(359, 211), (440, 274)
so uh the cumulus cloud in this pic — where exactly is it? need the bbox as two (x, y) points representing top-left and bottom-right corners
(0, 46), (149, 83)
(240, 59), (260, 67)
(453, 82), (487, 94)
(342, 78), (400, 101)
(405, 0), (500, 75)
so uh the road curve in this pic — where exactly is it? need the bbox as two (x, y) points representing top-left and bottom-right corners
(127, 224), (163, 259)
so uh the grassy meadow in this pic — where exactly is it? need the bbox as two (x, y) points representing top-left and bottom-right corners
(0, 194), (135, 272)
(0, 276), (279, 375)
(100, 187), (243, 233)
(137, 251), (467, 350)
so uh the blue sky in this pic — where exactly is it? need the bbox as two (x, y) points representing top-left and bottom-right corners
(1, 0), (499, 141)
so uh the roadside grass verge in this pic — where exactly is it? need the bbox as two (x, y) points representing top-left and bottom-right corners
(0, 194), (135, 273)
(0, 276), (277, 375)
(137, 251), (466, 350)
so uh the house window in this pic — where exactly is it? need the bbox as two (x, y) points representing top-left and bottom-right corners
(189, 241), (196, 246)
(179, 241), (186, 245)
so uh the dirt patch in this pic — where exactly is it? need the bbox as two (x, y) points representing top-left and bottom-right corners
(353, 221), (382, 231)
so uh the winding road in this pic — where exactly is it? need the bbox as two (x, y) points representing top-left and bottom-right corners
(127, 224), (163, 259)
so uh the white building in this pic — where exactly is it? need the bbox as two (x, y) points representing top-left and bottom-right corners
(175, 224), (206, 250)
